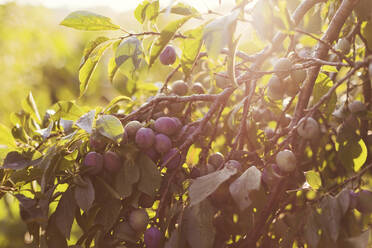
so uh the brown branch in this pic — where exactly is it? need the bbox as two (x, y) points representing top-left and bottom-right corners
(293, 0), (360, 125)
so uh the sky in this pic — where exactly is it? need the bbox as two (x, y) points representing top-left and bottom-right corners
(0, 0), (230, 12)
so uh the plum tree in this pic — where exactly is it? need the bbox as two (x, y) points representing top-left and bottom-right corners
(348, 100), (367, 113)
(135, 127), (155, 149)
(2, 1), (372, 247)
(273, 58), (292, 78)
(297, 117), (320, 139)
(124, 120), (143, 137)
(208, 152), (225, 168)
(103, 151), (122, 173)
(171, 80), (189, 96)
(154, 117), (178, 136)
(89, 132), (107, 151)
(191, 82), (205, 94)
(276, 149), (296, 172)
(161, 148), (181, 169)
(154, 133), (172, 154)
(335, 38), (351, 54)
(159, 45), (176, 65)
(267, 75), (285, 100)
(129, 209), (149, 233)
(83, 152), (104, 175)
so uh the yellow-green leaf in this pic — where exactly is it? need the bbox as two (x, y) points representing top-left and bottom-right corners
(304, 170), (322, 190)
(60, 11), (120, 31)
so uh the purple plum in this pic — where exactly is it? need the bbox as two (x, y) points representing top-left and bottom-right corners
(135, 127), (155, 149)
(83, 152), (104, 175)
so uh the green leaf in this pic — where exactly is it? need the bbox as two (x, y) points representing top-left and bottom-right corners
(162, 2), (200, 17)
(76, 110), (96, 134)
(51, 101), (84, 121)
(80, 36), (110, 69)
(103, 96), (132, 113)
(304, 170), (322, 190)
(36, 121), (53, 140)
(95, 175), (121, 200)
(21, 92), (41, 122)
(322, 65), (338, 72)
(318, 195), (342, 242)
(60, 11), (120, 31)
(115, 37), (144, 80)
(149, 16), (192, 67)
(134, 0), (159, 24)
(95, 198), (122, 232)
(137, 153), (162, 198)
(345, 229), (370, 248)
(312, 73), (336, 116)
(2, 151), (42, 170)
(353, 138), (367, 172)
(203, 11), (239, 60)
(189, 165), (237, 206)
(114, 222), (138, 243)
(304, 208), (321, 248)
(55, 187), (77, 239)
(79, 40), (113, 96)
(165, 229), (187, 248)
(115, 159), (140, 198)
(336, 188), (350, 215)
(74, 177), (95, 211)
(229, 166), (262, 211)
(96, 115), (124, 143)
(181, 25), (204, 78)
(183, 200), (216, 248)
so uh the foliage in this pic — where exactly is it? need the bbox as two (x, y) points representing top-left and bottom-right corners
(1, 0), (372, 247)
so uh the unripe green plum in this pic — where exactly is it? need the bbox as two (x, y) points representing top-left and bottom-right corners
(124, 120), (143, 137)
(154, 134), (172, 154)
(335, 38), (351, 55)
(129, 209), (149, 233)
(171, 80), (189, 96)
(276, 149), (296, 172)
(159, 45), (177, 65)
(161, 148), (181, 169)
(297, 117), (319, 139)
(348, 100), (366, 113)
(103, 151), (122, 173)
(290, 66), (307, 84)
(284, 77), (300, 97)
(89, 133), (107, 151)
(144, 227), (162, 248)
(135, 127), (155, 149)
(215, 73), (230, 89)
(267, 75), (285, 100)
(356, 190), (372, 214)
(273, 58), (292, 78)
(191, 82), (205, 94)
(154, 117), (178, 136)
(208, 152), (225, 168)
(83, 152), (104, 175)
